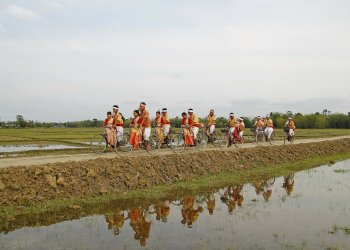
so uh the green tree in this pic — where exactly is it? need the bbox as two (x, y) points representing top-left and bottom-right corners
(16, 115), (27, 128)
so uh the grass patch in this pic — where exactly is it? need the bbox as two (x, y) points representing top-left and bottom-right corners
(1, 152), (350, 221)
(333, 169), (350, 173)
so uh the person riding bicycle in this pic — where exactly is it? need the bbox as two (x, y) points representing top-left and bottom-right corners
(284, 117), (296, 141)
(238, 117), (245, 141)
(103, 111), (116, 146)
(253, 116), (264, 135)
(264, 115), (274, 142)
(112, 105), (124, 144)
(206, 109), (216, 141)
(227, 113), (237, 146)
(154, 111), (165, 143)
(130, 110), (142, 149)
(188, 108), (200, 143)
(139, 102), (151, 147)
(181, 112), (194, 146)
(161, 108), (171, 142)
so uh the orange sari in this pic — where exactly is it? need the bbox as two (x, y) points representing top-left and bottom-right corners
(130, 117), (141, 149)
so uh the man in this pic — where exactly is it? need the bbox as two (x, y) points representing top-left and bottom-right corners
(206, 109), (216, 138)
(285, 117), (296, 141)
(112, 105), (124, 143)
(188, 108), (200, 140)
(264, 115), (274, 141)
(161, 108), (171, 138)
(139, 102), (151, 145)
(253, 116), (264, 134)
(227, 113), (237, 146)
(238, 117), (245, 140)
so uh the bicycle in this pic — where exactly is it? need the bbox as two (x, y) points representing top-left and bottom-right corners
(283, 128), (295, 145)
(170, 126), (207, 153)
(90, 130), (133, 157)
(205, 127), (221, 148)
(255, 127), (275, 146)
(218, 128), (243, 149)
(134, 127), (161, 155)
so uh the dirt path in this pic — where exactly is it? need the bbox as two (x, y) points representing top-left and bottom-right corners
(1, 135), (350, 168)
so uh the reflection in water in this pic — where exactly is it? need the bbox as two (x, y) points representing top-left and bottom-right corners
(1, 160), (350, 249)
(282, 174), (295, 195)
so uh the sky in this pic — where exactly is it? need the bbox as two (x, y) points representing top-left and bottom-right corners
(0, 0), (349, 122)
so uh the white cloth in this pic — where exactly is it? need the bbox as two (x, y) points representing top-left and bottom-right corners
(143, 127), (151, 141)
(264, 127), (273, 139)
(208, 125), (215, 135)
(239, 131), (244, 139)
(289, 128), (295, 137)
(229, 127), (235, 138)
(191, 126), (199, 139)
(116, 126), (124, 142)
(163, 124), (171, 136)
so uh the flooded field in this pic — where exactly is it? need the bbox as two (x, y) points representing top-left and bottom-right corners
(0, 145), (85, 153)
(1, 160), (350, 249)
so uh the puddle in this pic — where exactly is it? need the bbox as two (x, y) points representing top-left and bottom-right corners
(1, 160), (350, 249)
(0, 145), (85, 153)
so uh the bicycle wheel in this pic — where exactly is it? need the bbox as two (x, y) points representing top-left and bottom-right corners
(255, 132), (265, 146)
(195, 130), (207, 150)
(218, 133), (230, 149)
(146, 134), (161, 155)
(170, 133), (186, 153)
(115, 134), (133, 157)
(90, 134), (107, 154)
(268, 131), (275, 145)
(211, 132), (221, 147)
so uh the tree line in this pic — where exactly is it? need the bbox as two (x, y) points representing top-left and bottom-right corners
(0, 112), (349, 129)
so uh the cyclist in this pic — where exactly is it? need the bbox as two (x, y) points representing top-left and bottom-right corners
(139, 102), (151, 147)
(188, 108), (200, 141)
(112, 105), (124, 144)
(284, 117), (296, 141)
(103, 111), (116, 146)
(130, 110), (142, 149)
(161, 108), (171, 141)
(253, 116), (264, 135)
(154, 111), (164, 143)
(181, 112), (194, 146)
(206, 109), (216, 141)
(238, 117), (245, 141)
(264, 115), (274, 142)
(227, 113), (236, 146)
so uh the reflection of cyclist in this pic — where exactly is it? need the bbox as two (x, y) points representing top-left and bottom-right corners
(264, 115), (274, 141)
(282, 174), (295, 196)
(206, 193), (216, 215)
(284, 117), (296, 141)
(206, 109), (216, 140)
(129, 207), (152, 246)
(262, 178), (275, 202)
(155, 200), (170, 222)
(105, 211), (127, 236)
(181, 196), (204, 228)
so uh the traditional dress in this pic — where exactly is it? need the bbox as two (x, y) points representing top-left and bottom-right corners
(228, 117), (237, 139)
(285, 120), (296, 137)
(182, 117), (194, 146)
(239, 121), (245, 139)
(104, 117), (116, 146)
(161, 113), (171, 136)
(254, 119), (265, 133)
(130, 117), (142, 149)
(113, 111), (124, 142)
(188, 113), (200, 139)
(154, 116), (165, 143)
(264, 118), (274, 139)
(140, 109), (151, 141)
(206, 114), (216, 135)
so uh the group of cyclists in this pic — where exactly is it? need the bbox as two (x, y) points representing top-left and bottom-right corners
(103, 102), (297, 149)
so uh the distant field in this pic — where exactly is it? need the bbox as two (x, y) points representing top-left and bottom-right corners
(0, 127), (349, 146)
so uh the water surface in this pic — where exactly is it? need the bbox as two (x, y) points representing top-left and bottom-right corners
(1, 160), (350, 250)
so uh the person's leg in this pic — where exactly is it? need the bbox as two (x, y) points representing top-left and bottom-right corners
(192, 127), (199, 140)
(209, 125), (215, 135)
(143, 127), (151, 146)
(163, 124), (170, 136)
(116, 126), (124, 142)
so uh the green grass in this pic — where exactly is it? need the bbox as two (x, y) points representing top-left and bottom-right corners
(1, 152), (350, 221)
(333, 169), (350, 173)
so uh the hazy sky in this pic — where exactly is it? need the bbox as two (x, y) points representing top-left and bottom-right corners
(0, 0), (349, 121)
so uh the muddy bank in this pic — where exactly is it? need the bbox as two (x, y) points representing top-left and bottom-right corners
(0, 139), (350, 207)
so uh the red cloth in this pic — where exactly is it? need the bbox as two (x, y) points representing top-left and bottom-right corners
(104, 118), (114, 127)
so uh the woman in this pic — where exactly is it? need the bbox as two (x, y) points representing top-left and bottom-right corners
(130, 110), (142, 149)
(181, 112), (194, 146)
(154, 111), (164, 143)
(103, 111), (116, 146)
